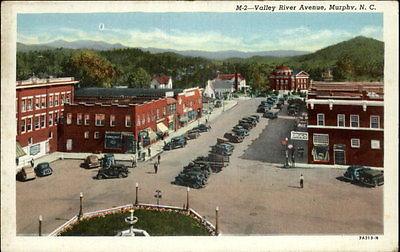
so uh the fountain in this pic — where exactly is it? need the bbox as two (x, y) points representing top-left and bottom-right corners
(116, 209), (150, 236)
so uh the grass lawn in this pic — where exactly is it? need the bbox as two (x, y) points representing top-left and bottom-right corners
(60, 209), (211, 236)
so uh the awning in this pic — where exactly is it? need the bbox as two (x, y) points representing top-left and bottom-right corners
(157, 122), (169, 134)
(16, 141), (27, 158)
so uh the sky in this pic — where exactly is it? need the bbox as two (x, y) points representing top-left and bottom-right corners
(17, 12), (383, 52)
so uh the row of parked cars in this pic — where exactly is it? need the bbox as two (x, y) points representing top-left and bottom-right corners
(17, 162), (54, 182)
(342, 165), (384, 187)
(163, 124), (211, 151)
(257, 95), (284, 119)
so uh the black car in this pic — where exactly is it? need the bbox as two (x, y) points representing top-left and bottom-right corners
(264, 110), (279, 119)
(249, 115), (260, 122)
(257, 106), (270, 113)
(34, 162), (53, 177)
(193, 124), (211, 133)
(164, 135), (187, 150)
(96, 165), (129, 179)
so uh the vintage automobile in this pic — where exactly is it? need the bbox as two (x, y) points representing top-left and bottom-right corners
(223, 132), (244, 143)
(210, 145), (233, 156)
(34, 162), (53, 177)
(257, 106), (270, 113)
(264, 110), (279, 119)
(343, 166), (384, 187)
(96, 165), (129, 179)
(163, 135), (187, 150)
(185, 129), (200, 140)
(232, 126), (249, 137)
(84, 155), (101, 169)
(238, 122), (253, 130)
(17, 166), (36, 181)
(249, 114), (260, 122)
(193, 124), (211, 133)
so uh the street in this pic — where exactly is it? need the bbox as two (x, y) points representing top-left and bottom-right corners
(16, 98), (383, 235)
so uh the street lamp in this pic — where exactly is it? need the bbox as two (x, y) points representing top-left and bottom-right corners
(154, 190), (162, 205)
(186, 187), (190, 210)
(135, 182), (139, 205)
(38, 215), (42, 236)
(215, 206), (219, 235)
(78, 192), (83, 221)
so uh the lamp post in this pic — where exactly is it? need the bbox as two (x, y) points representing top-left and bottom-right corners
(186, 187), (190, 210)
(78, 192), (83, 221)
(38, 215), (42, 236)
(215, 206), (219, 235)
(154, 190), (162, 205)
(135, 182), (139, 205)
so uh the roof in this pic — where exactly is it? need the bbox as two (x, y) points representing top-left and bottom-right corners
(152, 75), (171, 85)
(293, 70), (310, 76)
(16, 77), (78, 89)
(275, 65), (291, 71)
(217, 73), (244, 81)
(309, 81), (384, 100)
(75, 87), (175, 98)
(16, 141), (27, 158)
(166, 97), (177, 104)
(212, 80), (234, 90)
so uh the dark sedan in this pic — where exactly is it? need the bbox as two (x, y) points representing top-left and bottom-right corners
(34, 162), (53, 177)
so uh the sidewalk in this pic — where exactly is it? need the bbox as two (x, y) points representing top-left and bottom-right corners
(268, 162), (384, 171)
(34, 99), (239, 165)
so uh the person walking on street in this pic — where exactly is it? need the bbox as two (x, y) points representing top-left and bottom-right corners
(30, 158), (34, 168)
(148, 148), (151, 158)
(157, 154), (161, 164)
(154, 162), (158, 174)
(300, 174), (304, 188)
(131, 155), (136, 168)
(291, 151), (296, 168)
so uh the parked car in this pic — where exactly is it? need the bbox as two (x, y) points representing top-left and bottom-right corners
(17, 166), (36, 181)
(257, 106), (270, 113)
(343, 166), (384, 187)
(249, 115), (260, 122)
(185, 129), (200, 140)
(34, 162), (53, 177)
(193, 124), (211, 133)
(238, 122), (253, 130)
(264, 110), (279, 119)
(224, 132), (244, 143)
(164, 135), (187, 150)
(84, 155), (101, 169)
(241, 117), (257, 126)
(232, 126), (249, 137)
(211, 144), (233, 156)
(96, 165), (129, 179)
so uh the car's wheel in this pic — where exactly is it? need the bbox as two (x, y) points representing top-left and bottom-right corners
(97, 174), (104, 180)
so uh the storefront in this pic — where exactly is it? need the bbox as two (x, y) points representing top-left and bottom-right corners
(104, 131), (136, 154)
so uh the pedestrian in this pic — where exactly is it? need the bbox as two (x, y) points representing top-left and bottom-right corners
(205, 118), (208, 124)
(148, 148), (151, 157)
(291, 151), (296, 168)
(30, 158), (34, 168)
(157, 154), (161, 164)
(300, 174), (304, 188)
(154, 162), (158, 174)
(131, 155), (136, 168)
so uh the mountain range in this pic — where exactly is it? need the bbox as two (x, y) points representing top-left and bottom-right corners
(17, 39), (310, 59)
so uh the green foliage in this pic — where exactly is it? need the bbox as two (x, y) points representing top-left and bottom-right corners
(60, 209), (211, 236)
(126, 68), (151, 88)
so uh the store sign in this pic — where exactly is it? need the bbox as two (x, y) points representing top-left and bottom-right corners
(291, 131), (309, 141)
(105, 132), (122, 149)
(30, 144), (40, 155)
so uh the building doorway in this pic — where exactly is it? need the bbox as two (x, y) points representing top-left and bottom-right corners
(333, 144), (346, 165)
(66, 139), (72, 151)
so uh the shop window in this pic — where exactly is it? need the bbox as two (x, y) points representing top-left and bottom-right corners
(337, 114), (345, 127)
(317, 113), (325, 126)
(110, 115), (116, 127)
(77, 113), (83, 125)
(350, 115), (359, 127)
(370, 116), (380, 129)
(84, 131), (89, 139)
(351, 138), (360, 148)
(94, 131), (100, 139)
(371, 140), (380, 149)
(125, 115), (132, 127)
(312, 133), (329, 161)
(66, 113), (72, 125)
(95, 114), (105, 126)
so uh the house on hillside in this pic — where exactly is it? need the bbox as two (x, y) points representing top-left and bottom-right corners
(208, 73), (248, 98)
(269, 65), (310, 94)
(151, 75), (173, 89)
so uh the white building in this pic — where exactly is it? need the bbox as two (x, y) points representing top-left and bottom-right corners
(208, 73), (248, 98)
(150, 75), (173, 89)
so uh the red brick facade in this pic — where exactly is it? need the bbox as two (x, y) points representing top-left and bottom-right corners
(16, 77), (78, 165)
(269, 65), (310, 92)
(307, 82), (384, 167)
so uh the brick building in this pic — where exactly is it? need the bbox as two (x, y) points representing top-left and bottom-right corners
(306, 82), (384, 167)
(15, 77), (78, 168)
(269, 65), (310, 93)
(60, 87), (202, 153)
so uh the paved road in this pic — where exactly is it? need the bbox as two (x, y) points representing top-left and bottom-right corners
(16, 98), (383, 235)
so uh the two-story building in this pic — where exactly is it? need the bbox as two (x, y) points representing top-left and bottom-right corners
(150, 75), (173, 89)
(207, 73), (248, 98)
(269, 65), (310, 93)
(16, 76), (78, 168)
(306, 82), (384, 167)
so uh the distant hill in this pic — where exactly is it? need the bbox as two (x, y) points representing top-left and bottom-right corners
(17, 40), (310, 59)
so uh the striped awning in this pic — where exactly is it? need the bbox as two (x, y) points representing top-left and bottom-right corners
(16, 141), (27, 158)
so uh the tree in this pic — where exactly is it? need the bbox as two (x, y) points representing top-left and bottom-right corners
(127, 68), (151, 88)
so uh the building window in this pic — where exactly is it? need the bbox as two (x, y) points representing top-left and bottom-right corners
(26, 98), (33, 111)
(34, 116), (40, 129)
(95, 114), (105, 126)
(40, 114), (46, 128)
(351, 138), (360, 148)
(35, 97), (40, 109)
(66, 113), (72, 125)
(125, 115), (132, 127)
(110, 115), (116, 127)
(77, 113), (83, 125)
(66, 93), (71, 103)
(21, 119), (26, 133)
(84, 131), (89, 139)
(94, 131), (100, 139)
(317, 113), (325, 126)
(41, 96), (46, 108)
(350, 115), (359, 127)
(21, 99), (26, 112)
(49, 131), (53, 139)
(84, 114), (90, 125)
(61, 94), (65, 105)
(26, 117), (32, 131)
(54, 95), (59, 106)
(337, 114), (345, 127)
(54, 112), (59, 125)
(371, 140), (380, 149)
(312, 133), (329, 161)
(28, 137), (33, 145)
(49, 95), (53, 107)
(48, 113), (53, 126)
(370, 116), (380, 129)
